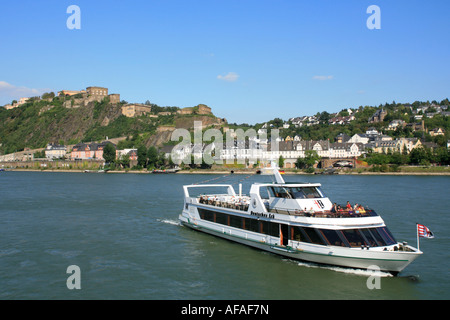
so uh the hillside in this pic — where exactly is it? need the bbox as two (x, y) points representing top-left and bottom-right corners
(1, 94), (449, 157)
(242, 99), (450, 147)
(0, 95), (225, 155)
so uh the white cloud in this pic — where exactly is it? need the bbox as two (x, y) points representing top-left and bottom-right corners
(312, 75), (333, 81)
(0, 81), (49, 100)
(217, 72), (239, 82)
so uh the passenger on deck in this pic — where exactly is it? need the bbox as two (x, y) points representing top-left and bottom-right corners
(331, 203), (338, 213)
(346, 201), (354, 215)
(358, 205), (366, 214)
(346, 201), (352, 210)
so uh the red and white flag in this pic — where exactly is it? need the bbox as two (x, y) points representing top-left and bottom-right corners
(417, 224), (434, 238)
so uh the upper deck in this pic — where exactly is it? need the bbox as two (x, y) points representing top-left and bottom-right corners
(196, 194), (378, 218)
(185, 182), (378, 220)
(183, 165), (378, 221)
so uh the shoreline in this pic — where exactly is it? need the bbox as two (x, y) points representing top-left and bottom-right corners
(4, 168), (450, 176)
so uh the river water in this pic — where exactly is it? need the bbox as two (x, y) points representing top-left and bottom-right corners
(0, 171), (448, 300)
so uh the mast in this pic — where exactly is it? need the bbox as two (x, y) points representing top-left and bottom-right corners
(260, 161), (285, 184)
(270, 161), (285, 184)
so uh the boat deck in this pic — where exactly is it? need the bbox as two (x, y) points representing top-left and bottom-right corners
(267, 206), (378, 218)
(197, 195), (377, 218)
(198, 195), (250, 212)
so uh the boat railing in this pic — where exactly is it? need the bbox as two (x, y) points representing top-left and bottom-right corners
(197, 196), (250, 212)
(196, 195), (377, 218)
(267, 205), (378, 218)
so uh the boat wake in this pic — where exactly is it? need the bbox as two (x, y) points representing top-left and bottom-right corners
(158, 219), (180, 226)
(292, 260), (394, 277)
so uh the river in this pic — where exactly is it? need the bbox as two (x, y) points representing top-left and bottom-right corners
(0, 171), (448, 300)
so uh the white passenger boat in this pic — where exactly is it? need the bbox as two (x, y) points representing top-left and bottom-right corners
(179, 165), (422, 275)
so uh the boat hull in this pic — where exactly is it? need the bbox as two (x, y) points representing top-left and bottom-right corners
(179, 212), (421, 275)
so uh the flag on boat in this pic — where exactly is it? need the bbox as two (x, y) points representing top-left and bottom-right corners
(417, 224), (434, 238)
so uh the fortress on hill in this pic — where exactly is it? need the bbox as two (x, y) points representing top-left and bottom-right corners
(121, 103), (212, 118)
(58, 86), (121, 108)
(58, 86), (213, 119)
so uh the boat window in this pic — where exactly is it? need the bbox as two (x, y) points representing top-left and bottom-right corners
(341, 229), (367, 247)
(368, 228), (386, 246)
(377, 227), (396, 246)
(270, 187), (293, 199)
(269, 222), (279, 237)
(316, 187), (325, 198)
(269, 186), (323, 199)
(199, 208), (215, 222)
(301, 187), (322, 199)
(320, 229), (348, 247)
(290, 187), (306, 199)
(291, 226), (308, 242)
(244, 218), (259, 233)
(229, 215), (242, 229)
(302, 227), (326, 245)
(360, 228), (378, 247)
(215, 212), (227, 225)
(259, 187), (270, 200)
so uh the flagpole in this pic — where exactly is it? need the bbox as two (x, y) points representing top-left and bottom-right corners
(416, 223), (420, 251)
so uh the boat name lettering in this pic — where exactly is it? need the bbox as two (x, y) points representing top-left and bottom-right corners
(250, 211), (275, 219)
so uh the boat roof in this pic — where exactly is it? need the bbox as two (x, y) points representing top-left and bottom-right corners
(183, 182), (323, 190)
(254, 182), (322, 187)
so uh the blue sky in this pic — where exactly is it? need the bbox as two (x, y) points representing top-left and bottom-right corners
(0, 0), (449, 124)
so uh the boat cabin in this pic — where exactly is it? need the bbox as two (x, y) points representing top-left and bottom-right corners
(250, 182), (333, 215)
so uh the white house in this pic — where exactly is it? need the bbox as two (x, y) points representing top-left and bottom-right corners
(348, 134), (370, 144)
(45, 144), (67, 159)
(329, 143), (365, 158)
(387, 120), (405, 130)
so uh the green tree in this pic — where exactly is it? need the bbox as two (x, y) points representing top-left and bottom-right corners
(434, 147), (450, 165)
(147, 146), (159, 168)
(304, 150), (320, 168)
(103, 143), (116, 164)
(118, 154), (130, 168)
(41, 92), (55, 100)
(390, 152), (408, 165)
(270, 118), (284, 128)
(137, 146), (148, 167)
(408, 146), (430, 165)
(34, 150), (46, 158)
(318, 111), (331, 123)
(295, 157), (306, 169)
(295, 150), (320, 169)
(156, 151), (166, 168)
(278, 155), (285, 168)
